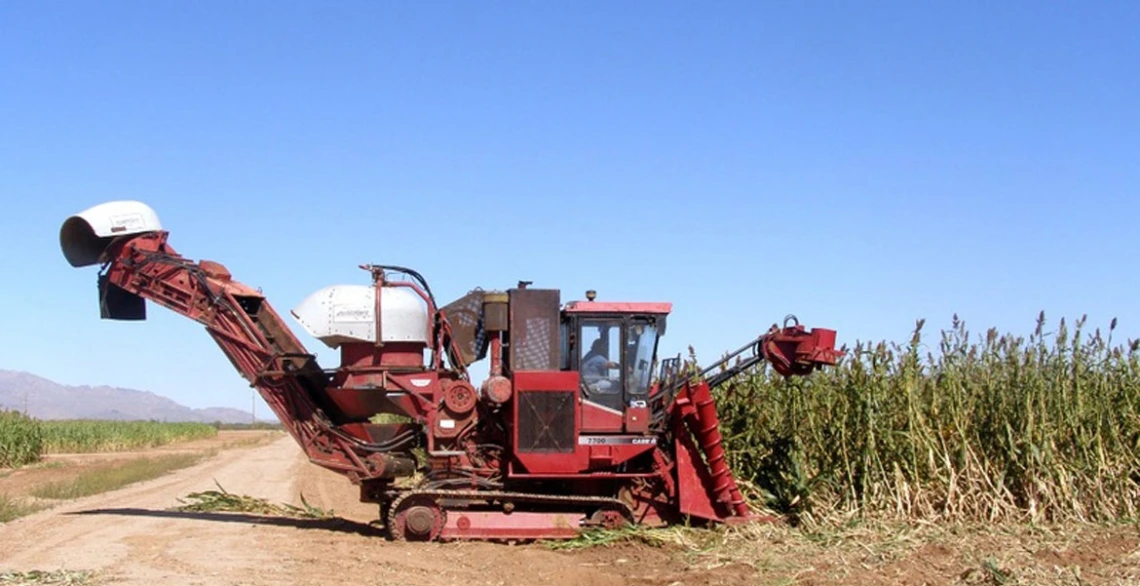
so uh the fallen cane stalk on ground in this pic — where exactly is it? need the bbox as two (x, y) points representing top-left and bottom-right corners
(173, 480), (334, 519)
(0, 570), (94, 585)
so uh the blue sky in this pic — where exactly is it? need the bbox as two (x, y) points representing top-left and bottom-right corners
(1, 2), (1137, 412)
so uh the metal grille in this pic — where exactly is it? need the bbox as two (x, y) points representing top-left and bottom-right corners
(439, 289), (487, 367)
(517, 391), (575, 453)
(509, 289), (560, 371)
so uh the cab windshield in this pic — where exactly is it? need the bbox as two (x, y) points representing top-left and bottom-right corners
(626, 321), (659, 395)
(576, 318), (660, 398)
(579, 319), (621, 394)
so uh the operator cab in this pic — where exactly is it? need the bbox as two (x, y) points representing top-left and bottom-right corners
(561, 299), (671, 416)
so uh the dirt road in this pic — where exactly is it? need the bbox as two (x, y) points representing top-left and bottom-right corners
(0, 435), (732, 586)
(7, 434), (1137, 586)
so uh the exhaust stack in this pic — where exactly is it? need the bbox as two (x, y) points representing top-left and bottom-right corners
(60, 200), (163, 320)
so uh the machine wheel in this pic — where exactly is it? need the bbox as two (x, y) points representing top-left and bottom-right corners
(587, 507), (632, 530)
(388, 494), (445, 542)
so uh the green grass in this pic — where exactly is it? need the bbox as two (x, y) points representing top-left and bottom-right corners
(29, 453), (206, 500)
(0, 411), (43, 468)
(40, 420), (217, 454)
(3, 419), (219, 468)
(713, 313), (1140, 524)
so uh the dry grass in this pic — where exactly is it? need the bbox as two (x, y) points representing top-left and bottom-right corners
(216, 431), (282, 451)
(553, 519), (1140, 585)
(0, 570), (94, 585)
(29, 453), (207, 500)
(0, 493), (45, 523)
(173, 481), (333, 519)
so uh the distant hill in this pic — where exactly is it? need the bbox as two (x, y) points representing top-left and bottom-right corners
(0, 369), (260, 423)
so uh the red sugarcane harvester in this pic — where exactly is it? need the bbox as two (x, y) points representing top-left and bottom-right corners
(59, 201), (842, 541)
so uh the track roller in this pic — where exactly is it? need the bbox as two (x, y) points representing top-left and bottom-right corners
(388, 494), (445, 541)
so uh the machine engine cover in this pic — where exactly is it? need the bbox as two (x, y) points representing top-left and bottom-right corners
(291, 285), (429, 348)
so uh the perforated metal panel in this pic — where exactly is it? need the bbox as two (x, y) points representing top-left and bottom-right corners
(517, 390), (575, 453)
(439, 289), (487, 367)
(508, 289), (560, 371)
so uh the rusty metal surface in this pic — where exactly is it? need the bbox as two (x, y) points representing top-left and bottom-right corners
(90, 232), (405, 481)
(483, 298), (508, 331)
(439, 289), (487, 367)
(507, 288), (560, 371)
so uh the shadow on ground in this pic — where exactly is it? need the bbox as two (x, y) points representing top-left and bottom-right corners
(70, 508), (387, 537)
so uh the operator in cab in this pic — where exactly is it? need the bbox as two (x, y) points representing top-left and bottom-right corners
(581, 337), (619, 391)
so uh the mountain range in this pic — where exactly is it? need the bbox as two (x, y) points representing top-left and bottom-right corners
(0, 369), (258, 423)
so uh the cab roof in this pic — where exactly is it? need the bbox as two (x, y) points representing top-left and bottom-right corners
(562, 301), (672, 315)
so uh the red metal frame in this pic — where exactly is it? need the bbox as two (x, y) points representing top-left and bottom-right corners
(563, 301), (672, 314)
(98, 232), (401, 481)
(442, 512), (585, 540)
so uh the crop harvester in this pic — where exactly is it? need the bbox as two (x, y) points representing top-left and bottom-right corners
(59, 200), (842, 541)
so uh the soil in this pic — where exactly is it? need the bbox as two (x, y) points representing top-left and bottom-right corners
(1, 433), (1138, 585)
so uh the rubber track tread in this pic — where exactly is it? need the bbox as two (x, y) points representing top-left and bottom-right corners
(386, 489), (633, 540)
